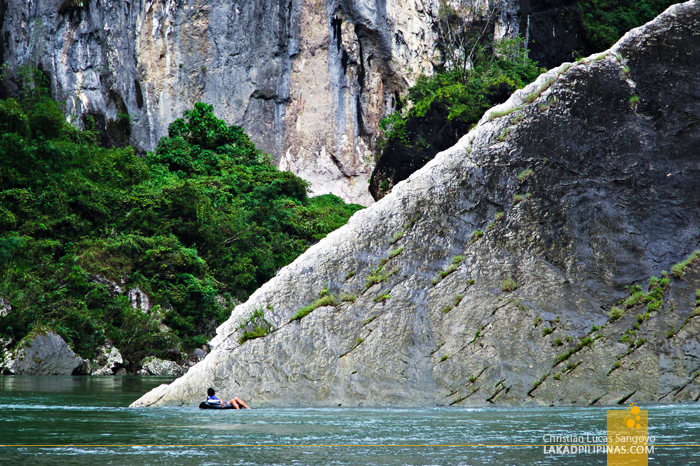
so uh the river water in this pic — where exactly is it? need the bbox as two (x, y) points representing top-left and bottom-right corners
(0, 376), (698, 465)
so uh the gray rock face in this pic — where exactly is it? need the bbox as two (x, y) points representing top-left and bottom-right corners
(128, 287), (151, 312)
(0, 296), (10, 317)
(132, 1), (700, 408)
(138, 356), (186, 376)
(0, 0), (528, 205)
(191, 348), (207, 362)
(4, 330), (83, 375)
(0, 0), (429, 204)
(91, 343), (125, 376)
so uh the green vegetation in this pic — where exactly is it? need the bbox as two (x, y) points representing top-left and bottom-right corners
(671, 250), (699, 279)
(0, 71), (362, 363)
(578, 0), (683, 54)
(432, 255), (465, 285)
(494, 211), (505, 222)
(542, 327), (554, 337)
(500, 277), (518, 292)
(365, 265), (398, 290)
(470, 230), (483, 242)
(390, 230), (404, 244)
(553, 336), (595, 367)
(517, 168), (534, 182)
(373, 292), (392, 303)
(291, 292), (338, 322)
(378, 32), (544, 153)
(388, 246), (404, 259)
(625, 290), (647, 308)
(608, 307), (625, 322)
(363, 315), (378, 326)
(339, 293), (357, 303)
(237, 307), (275, 344)
(529, 374), (548, 394)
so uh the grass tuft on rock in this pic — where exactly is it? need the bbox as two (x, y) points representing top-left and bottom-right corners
(500, 277), (518, 292)
(291, 294), (338, 322)
(671, 250), (699, 279)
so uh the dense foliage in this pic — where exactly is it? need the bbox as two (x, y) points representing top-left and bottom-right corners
(378, 0), (682, 159)
(578, 0), (682, 54)
(378, 38), (543, 150)
(0, 76), (363, 365)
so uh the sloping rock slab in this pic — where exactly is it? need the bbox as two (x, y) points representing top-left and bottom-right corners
(132, 1), (700, 408)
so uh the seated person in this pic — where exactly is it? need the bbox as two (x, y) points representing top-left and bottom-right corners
(205, 387), (251, 409)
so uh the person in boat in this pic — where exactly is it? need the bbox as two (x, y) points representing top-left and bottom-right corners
(205, 387), (251, 409)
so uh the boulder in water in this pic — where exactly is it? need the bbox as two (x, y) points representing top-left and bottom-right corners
(91, 342), (126, 376)
(3, 328), (83, 375)
(138, 357), (186, 376)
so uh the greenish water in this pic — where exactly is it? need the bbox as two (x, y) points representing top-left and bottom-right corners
(0, 376), (698, 465)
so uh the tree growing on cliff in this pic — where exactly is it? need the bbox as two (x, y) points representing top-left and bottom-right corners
(436, 0), (507, 85)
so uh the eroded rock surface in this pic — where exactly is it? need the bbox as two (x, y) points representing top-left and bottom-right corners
(1, 0), (544, 205)
(138, 356), (186, 376)
(131, 2), (700, 408)
(91, 342), (126, 376)
(3, 329), (83, 375)
(133, 1), (700, 408)
(0, 0), (440, 204)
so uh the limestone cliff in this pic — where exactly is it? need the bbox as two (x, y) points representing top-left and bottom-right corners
(132, 1), (700, 408)
(1, 0), (443, 204)
(0, 0), (559, 205)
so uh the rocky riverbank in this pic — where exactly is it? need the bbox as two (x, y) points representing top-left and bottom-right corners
(0, 328), (206, 376)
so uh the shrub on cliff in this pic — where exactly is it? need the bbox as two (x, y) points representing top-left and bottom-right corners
(378, 38), (543, 153)
(0, 87), (363, 365)
(578, 0), (682, 54)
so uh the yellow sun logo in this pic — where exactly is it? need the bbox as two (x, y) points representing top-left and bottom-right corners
(623, 403), (643, 429)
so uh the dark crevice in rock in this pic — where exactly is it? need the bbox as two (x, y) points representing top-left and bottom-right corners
(518, 0), (585, 70)
(488, 380), (508, 402)
(134, 79), (143, 110)
(617, 391), (636, 405)
(331, 15), (343, 52)
(370, 100), (472, 201)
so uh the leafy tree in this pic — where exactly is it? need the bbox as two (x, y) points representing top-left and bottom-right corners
(578, 0), (682, 54)
(0, 82), (363, 366)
